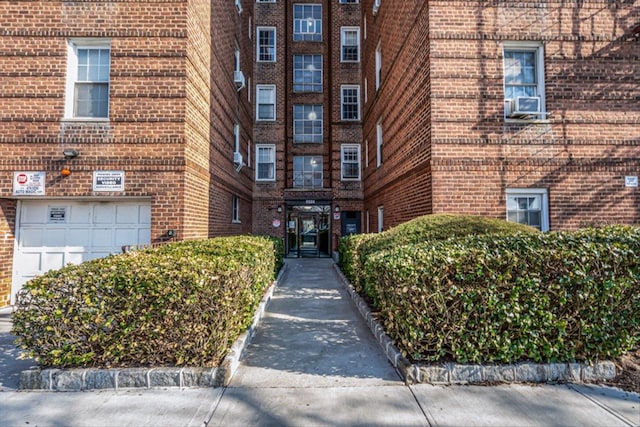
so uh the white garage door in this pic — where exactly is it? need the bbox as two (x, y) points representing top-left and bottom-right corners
(11, 200), (151, 303)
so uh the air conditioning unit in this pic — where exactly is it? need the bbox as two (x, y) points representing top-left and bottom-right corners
(372, 0), (381, 16)
(504, 96), (541, 118)
(234, 70), (245, 91)
(235, 0), (242, 14)
(233, 151), (243, 165)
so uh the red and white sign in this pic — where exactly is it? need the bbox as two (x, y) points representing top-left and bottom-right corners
(272, 219), (281, 228)
(13, 171), (46, 196)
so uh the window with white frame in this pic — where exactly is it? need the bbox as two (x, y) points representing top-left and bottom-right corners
(65, 40), (110, 119)
(293, 54), (322, 92)
(293, 104), (323, 143)
(257, 27), (276, 62)
(375, 41), (382, 91)
(234, 123), (240, 152)
(257, 0), (275, 3)
(256, 85), (276, 120)
(293, 156), (322, 188)
(341, 85), (360, 121)
(340, 0), (358, 3)
(341, 27), (360, 62)
(503, 42), (545, 118)
(293, 4), (322, 42)
(377, 206), (384, 232)
(232, 195), (240, 222)
(506, 188), (549, 231)
(256, 144), (276, 181)
(341, 144), (360, 180)
(376, 120), (383, 167)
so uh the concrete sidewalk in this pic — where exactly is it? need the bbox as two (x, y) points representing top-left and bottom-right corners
(1, 258), (639, 426)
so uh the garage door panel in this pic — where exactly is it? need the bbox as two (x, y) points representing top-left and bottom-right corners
(139, 228), (151, 243)
(91, 228), (114, 247)
(67, 252), (85, 265)
(20, 203), (47, 224)
(15, 252), (41, 272)
(21, 229), (43, 247)
(68, 204), (92, 224)
(43, 229), (66, 246)
(139, 205), (151, 224)
(42, 252), (64, 272)
(116, 205), (139, 224)
(115, 228), (140, 246)
(68, 228), (91, 246)
(87, 251), (112, 261)
(94, 204), (116, 224)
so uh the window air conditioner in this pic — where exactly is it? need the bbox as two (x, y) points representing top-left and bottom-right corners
(505, 96), (541, 118)
(235, 0), (242, 14)
(372, 0), (380, 15)
(234, 70), (245, 90)
(233, 151), (243, 165)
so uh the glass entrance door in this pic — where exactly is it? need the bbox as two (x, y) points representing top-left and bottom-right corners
(286, 205), (331, 257)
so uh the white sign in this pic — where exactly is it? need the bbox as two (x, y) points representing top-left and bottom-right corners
(13, 171), (46, 196)
(93, 171), (125, 192)
(625, 176), (638, 188)
(272, 219), (281, 228)
(48, 206), (67, 223)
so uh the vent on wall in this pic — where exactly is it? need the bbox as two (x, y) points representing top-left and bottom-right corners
(234, 70), (246, 91)
(504, 96), (541, 118)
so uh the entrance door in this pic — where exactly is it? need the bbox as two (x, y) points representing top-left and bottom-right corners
(285, 205), (330, 257)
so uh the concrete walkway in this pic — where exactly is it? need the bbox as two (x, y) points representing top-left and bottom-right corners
(0, 258), (639, 426)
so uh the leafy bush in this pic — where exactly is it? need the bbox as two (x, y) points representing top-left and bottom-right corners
(364, 226), (640, 364)
(339, 214), (538, 301)
(12, 235), (283, 368)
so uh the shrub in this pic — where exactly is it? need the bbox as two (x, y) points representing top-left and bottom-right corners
(12, 235), (283, 368)
(339, 214), (538, 301)
(364, 226), (640, 364)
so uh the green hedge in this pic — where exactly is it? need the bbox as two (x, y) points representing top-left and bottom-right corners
(364, 226), (640, 364)
(339, 214), (538, 301)
(12, 235), (283, 368)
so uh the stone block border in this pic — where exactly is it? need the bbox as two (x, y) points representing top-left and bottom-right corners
(18, 265), (286, 391)
(332, 263), (617, 385)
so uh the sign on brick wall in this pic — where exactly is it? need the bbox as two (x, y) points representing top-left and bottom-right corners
(13, 171), (46, 196)
(93, 171), (125, 192)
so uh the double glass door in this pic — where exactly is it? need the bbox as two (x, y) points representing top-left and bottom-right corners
(286, 205), (330, 257)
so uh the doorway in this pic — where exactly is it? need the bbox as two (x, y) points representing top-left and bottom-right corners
(286, 205), (331, 257)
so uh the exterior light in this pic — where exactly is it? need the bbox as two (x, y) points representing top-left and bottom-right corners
(334, 205), (340, 212)
(63, 149), (79, 159)
(277, 206), (283, 213)
(61, 168), (71, 177)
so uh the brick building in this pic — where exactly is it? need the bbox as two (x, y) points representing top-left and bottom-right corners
(0, 0), (638, 306)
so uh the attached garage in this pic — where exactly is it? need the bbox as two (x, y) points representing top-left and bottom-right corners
(11, 200), (151, 304)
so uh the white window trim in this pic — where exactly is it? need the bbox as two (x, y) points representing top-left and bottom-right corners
(340, 27), (360, 63)
(255, 144), (276, 182)
(234, 123), (240, 152)
(364, 139), (369, 168)
(232, 195), (241, 223)
(377, 206), (384, 233)
(293, 54), (323, 93)
(341, 144), (361, 181)
(293, 4), (323, 42)
(376, 120), (383, 167)
(505, 188), (549, 231)
(502, 41), (546, 120)
(341, 85), (360, 121)
(256, 84), (276, 121)
(375, 41), (382, 91)
(64, 39), (111, 120)
(293, 104), (323, 143)
(256, 26), (276, 62)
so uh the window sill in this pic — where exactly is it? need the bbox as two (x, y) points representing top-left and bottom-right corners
(256, 179), (276, 183)
(62, 117), (109, 123)
(232, 220), (241, 224)
(504, 118), (550, 125)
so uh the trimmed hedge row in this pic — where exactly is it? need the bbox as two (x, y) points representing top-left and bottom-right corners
(12, 235), (283, 368)
(339, 214), (538, 302)
(364, 226), (640, 364)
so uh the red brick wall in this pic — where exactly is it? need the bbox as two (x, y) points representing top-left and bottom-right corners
(362, 0), (640, 231)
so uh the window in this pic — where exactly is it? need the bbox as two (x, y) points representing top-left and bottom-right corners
(256, 144), (276, 181)
(293, 156), (322, 188)
(364, 139), (369, 168)
(503, 42), (545, 118)
(341, 145), (361, 180)
(293, 105), (323, 143)
(506, 189), (549, 231)
(247, 140), (252, 168)
(256, 85), (276, 120)
(364, 77), (368, 103)
(234, 123), (240, 152)
(65, 40), (110, 119)
(341, 85), (360, 121)
(293, 54), (322, 92)
(340, 0), (358, 3)
(257, 27), (276, 62)
(257, 0), (275, 3)
(232, 196), (240, 223)
(293, 4), (322, 42)
(377, 206), (384, 232)
(234, 48), (241, 72)
(376, 120), (383, 167)
(341, 27), (360, 62)
(375, 41), (382, 90)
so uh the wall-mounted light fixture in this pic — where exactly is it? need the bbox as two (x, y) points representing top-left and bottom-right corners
(334, 205), (340, 212)
(61, 168), (72, 177)
(277, 206), (283, 213)
(63, 149), (79, 159)
(167, 229), (176, 238)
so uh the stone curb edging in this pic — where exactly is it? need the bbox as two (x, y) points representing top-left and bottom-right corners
(331, 263), (617, 386)
(18, 265), (286, 391)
